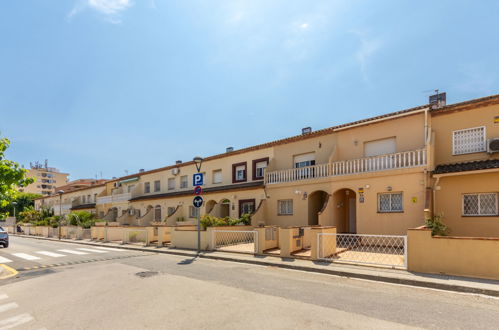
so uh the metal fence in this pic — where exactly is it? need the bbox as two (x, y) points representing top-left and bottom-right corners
(212, 230), (258, 254)
(317, 233), (407, 269)
(122, 229), (149, 246)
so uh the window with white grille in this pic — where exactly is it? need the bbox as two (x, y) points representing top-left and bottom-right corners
(154, 180), (161, 192)
(463, 193), (498, 216)
(378, 193), (403, 212)
(154, 205), (162, 221)
(278, 199), (293, 215)
(452, 126), (486, 155)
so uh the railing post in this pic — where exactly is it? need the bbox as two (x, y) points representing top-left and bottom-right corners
(404, 235), (408, 269)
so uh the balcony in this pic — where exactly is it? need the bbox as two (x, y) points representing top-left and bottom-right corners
(96, 192), (132, 204)
(265, 149), (427, 185)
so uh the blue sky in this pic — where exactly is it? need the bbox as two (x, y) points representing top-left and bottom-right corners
(1, 0), (498, 180)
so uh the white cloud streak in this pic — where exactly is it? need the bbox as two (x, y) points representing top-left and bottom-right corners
(353, 31), (383, 83)
(67, 0), (133, 24)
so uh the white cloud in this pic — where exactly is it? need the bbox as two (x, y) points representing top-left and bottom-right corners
(352, 31), (383, 83)
(300, 23), (309, 29)
(67, 0), (133, 24)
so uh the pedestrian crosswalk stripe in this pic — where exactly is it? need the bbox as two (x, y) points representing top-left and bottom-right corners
(0, 302), (18, 313)
(93, 247), (123, 252)
(58, 249), (88, 255)
(11, 253), (40, 261)
(0, 313), (34, 329)
(0, 257), (12, 264)
(36, 251), (65, 258)
(77, 248), (108, 254)
(0, 295), (8, 301)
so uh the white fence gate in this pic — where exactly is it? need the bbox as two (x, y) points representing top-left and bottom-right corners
(317, 233), (407, 269)
(212, 230), (258, 254)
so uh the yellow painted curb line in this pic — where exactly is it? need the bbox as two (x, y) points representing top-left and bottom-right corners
(0, 264), (18, 280)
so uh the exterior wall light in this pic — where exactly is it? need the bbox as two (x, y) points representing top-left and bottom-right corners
(193, 156), (203, 172)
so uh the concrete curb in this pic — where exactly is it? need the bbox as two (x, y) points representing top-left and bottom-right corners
(12, 234), (499, 297)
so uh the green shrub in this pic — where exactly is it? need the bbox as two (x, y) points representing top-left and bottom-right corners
(200, 214), (252, 229)
(425, 213), (448, 236)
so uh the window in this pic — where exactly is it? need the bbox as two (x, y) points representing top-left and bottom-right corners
(463, 193), (498, 216)
(127, 185), (135, 193)
(453, 126), (486, 155)
(87, 195), (91, 202)
(167, 207), (176, 216)
(82, 196), (86, 203)
(294, 153), (315, 168)
(232, 162), (247, 183)
(144, 182), (150, 193)
(239, 199), (256, 217)
(154, 180), (161, 192)
(378, 193), (403, 212)
(364, 137), (396, 157)
(213, 170), (222, 184)
(154, 205), (162, 221)
(94, 193), (97, 202)
(252, 158), (269, 180)
(168, 178), (175, 190)
(189, 206), (200, 218)
(180, 175), (188, 189)
(278, 200), (293, 215)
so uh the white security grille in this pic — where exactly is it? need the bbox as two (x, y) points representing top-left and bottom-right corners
(463, 193), (498, 216)
(212, 230), (257, 254)
(378, 193), (403, 212)
(453, 126), (486, 155)
(318, 233), (407, 269)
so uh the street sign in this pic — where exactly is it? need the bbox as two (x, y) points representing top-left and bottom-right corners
(193, 173), (204, 186)
(193, 196), (204, 208)
(194, 186), (202, 195)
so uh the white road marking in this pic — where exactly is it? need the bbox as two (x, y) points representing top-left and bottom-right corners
(0, 303), (18, 313)
(0, 257), (12, 264)
(58, 249), (88, 255)
(0, 313), (34, 329)
(76, 248), (108, 254)
(11, 253), (40, 261)
(92, 247), (123, 252)
(35, 251), (65, 258)
(0, 295), (8, 301)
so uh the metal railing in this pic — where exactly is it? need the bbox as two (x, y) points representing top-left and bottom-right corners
(212, 230), (258, 254)
(266, 148), (426, 184)
(317, 233), (407, 269)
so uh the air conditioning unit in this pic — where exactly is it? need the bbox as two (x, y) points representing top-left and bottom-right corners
(172, 168), (180, 175)
(487, 138), (499, 153)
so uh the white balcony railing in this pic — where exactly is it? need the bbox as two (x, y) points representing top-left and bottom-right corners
(96, 192), (132, 204)
(265, 149), (427, 185)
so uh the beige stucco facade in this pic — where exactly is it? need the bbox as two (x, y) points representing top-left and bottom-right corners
(21, 167), (69, 196)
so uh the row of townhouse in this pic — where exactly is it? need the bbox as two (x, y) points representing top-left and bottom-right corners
(35, 93), (499, 237)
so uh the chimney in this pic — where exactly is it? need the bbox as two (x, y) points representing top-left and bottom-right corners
(429, 91), (446, 109)
(226, 147), (234, 153)
(302, 127), (312, 135)
(139, 169), (145, 173)
(175, 160), (182, 165)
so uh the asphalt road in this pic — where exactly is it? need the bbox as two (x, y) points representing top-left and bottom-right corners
(0, 236), (497, 329)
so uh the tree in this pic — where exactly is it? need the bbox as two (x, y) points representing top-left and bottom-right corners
(0, 192), (41, 218)
(0, 136), (34, 219)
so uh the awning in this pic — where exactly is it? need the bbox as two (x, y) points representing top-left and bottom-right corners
(119, 177), (139, 184)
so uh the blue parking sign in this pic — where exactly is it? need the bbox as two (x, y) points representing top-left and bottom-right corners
(193, 173), (204, 186)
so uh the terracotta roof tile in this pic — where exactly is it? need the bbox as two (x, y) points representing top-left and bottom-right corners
(433, 159), (499, 174)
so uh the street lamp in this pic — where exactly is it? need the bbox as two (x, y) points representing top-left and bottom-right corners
(193, 156), (203, 255)
(57, 190), (64, 240)
(193, 156), (203, 172)
(12, 202), (17, 234)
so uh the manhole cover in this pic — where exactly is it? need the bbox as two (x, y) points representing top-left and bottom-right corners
(135, 271), (158, 278)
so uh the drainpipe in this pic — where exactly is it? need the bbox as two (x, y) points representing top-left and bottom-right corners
(431, 176), (440, 218)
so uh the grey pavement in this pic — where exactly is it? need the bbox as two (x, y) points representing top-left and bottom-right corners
(0, 236), (498, 329)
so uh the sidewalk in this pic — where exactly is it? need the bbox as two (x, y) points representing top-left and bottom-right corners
(13, 234), (499, 297)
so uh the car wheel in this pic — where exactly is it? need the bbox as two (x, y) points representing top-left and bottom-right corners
(3, 244), (8, 248)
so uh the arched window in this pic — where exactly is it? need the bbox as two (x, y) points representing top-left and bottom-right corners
(154, 205), (162, 221)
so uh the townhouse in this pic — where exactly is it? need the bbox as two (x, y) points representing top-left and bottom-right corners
(430, 95), (499, 237)
(33, 93), (499, 238)
(35, 184), (106, 216)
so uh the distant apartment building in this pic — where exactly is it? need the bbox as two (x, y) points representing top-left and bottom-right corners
(20, 161), (69, 196)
